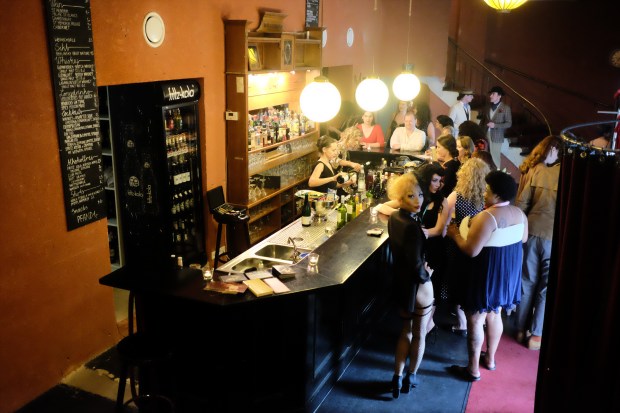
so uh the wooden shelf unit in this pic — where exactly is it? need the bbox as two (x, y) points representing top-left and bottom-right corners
(224, 20), (323, 245)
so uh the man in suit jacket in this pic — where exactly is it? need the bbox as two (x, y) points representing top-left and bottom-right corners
(480, 86), (512, 168)
(449, 90), (474, 131)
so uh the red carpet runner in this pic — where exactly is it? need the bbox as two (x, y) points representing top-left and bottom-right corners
(465, 333), (540, 412)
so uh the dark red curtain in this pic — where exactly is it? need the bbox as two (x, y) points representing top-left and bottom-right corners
(536, 146), (620, 411)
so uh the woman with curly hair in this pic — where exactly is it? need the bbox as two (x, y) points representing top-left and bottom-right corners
(337, 126), (362, 163)
(443, 158), (490, 336)
(515, 135), (561, 350)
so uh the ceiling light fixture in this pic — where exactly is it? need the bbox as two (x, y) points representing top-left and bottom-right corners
(300, 75), (342, 123)
(392, 0), (420, 101)
(484, 0), (528, 13)
(355, 1), (389, 112)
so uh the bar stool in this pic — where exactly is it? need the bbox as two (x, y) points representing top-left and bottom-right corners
(206, 186), (250, 269)
(115, 291), (174, 413)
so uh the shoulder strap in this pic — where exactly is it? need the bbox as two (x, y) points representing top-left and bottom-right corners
(482, 209), (498, 230)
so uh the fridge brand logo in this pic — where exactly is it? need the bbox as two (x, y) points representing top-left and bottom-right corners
(167, 85), (195, 101)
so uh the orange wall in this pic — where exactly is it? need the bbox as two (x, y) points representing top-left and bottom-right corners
(0, 1), (449, 411)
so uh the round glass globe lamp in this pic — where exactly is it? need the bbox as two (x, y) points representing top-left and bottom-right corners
(392, 70), (421, 102)
(484, 0), (528, 13)
(355, 77), (389, 112)
(300, 76), (342, 123)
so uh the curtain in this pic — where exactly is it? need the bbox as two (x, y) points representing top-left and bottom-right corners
(535, 144), (620, 411)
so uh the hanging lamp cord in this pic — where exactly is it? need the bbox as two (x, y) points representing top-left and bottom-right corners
(406, 0), (412, 65)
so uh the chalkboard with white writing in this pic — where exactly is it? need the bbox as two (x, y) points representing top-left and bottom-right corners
(305, 0), (320, 28)
(44, 0), (105, 230)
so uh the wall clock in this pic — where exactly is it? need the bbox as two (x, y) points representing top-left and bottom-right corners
(609, 49), (620, 68)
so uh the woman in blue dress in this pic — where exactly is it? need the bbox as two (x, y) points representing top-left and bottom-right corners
(446, 170), (528, 381)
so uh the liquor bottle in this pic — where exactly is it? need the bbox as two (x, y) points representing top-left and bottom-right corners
(301, 193), (312, 227)
(357, 166), (366, 193)
(337, 195), (347, 229)
(174, 108), (183, 131)
(345, 195), (354, 222)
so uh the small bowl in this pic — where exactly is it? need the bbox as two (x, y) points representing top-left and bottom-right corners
(311, 199), (336, 217)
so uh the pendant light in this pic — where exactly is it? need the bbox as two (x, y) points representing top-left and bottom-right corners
(300, 75), (342, 123)
(356, 76), (389, 112)
(355, 1), (389, 112)
(484, 0), (528, 13)
(299, 1), (341, 124)
(392, 0), (420, 101)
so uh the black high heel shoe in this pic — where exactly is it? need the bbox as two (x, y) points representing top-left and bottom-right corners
(401, 371), (418, 393)
(391, 375), (402, 399)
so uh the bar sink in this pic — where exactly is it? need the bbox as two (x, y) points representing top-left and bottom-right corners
(254, 244), (310, 261)
(230, 257), (279, 273)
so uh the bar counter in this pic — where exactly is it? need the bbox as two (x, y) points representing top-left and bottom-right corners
(100, 205), (393, 412)
(349, 146), (429, 166)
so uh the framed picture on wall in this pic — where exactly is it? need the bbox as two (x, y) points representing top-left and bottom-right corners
(280, 35), (294, 71)
(248, 44), (262, 71)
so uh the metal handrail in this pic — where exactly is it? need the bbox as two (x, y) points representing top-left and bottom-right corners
(448, 38), (552, 136)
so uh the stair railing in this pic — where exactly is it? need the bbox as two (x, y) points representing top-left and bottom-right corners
(447, 37), (552, 138)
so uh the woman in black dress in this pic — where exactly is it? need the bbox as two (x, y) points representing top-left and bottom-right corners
(436, 134), (461, 197)
(386, 173), (434, 398)
(415, 162), (449, 333)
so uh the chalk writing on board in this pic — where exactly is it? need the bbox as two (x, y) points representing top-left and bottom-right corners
(44, 0), (105, 230)
(305, 0), (320, 28)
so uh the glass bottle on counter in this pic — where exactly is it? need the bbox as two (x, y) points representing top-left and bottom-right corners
(337, 195), (347, 229)
(301, 193), (312, 227)
(346, 195), (355, 221)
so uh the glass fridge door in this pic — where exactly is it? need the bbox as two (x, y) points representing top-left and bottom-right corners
(164, 102), (204, 261)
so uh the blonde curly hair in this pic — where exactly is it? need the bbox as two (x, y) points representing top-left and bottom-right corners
(387, 173), (421, 205)
(454, 158), (490, 209)
(338, 126), (361, 160)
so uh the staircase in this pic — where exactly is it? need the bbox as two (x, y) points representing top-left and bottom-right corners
(443, 38), (552, 157)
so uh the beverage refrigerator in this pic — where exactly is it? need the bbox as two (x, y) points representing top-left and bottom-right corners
(108, 79), (205, 269)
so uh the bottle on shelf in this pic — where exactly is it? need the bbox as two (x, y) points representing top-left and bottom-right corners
(301, 193), (312, 227)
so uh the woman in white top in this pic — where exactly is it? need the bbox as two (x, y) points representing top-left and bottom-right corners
(446, 170), (528, 382)
(390, 111), (426, 152)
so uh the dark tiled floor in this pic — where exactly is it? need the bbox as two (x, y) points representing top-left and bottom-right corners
(16, 301), (483, 413)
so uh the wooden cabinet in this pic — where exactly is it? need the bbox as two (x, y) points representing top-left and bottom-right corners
(224, 20), (323, 244)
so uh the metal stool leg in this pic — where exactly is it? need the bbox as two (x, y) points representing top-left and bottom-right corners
(214, 222), (223, 269)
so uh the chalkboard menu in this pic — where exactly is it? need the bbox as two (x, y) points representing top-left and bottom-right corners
(44, 0), (105, 230)
(305, 0), (320, 28)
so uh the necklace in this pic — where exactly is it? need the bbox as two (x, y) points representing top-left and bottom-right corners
(491, 201), (510, 208)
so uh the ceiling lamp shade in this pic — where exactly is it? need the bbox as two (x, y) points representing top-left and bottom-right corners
(300, 76), (342, 123)
(484, 0), (528, 13)
(392, 65), (421, 101)
(355, 76), (389, 112)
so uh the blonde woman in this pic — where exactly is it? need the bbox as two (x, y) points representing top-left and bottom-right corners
(386, 173), (434, 397)
(456, 136), (475, 163)
(444, 158), (490, 336)
(338, 126), (362, 162)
